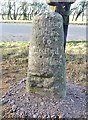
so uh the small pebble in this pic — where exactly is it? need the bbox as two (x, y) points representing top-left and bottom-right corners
(9, 86), (13, 89)
(35, 112), (39, 116)
(23, 93), (26, 97)
(18, 81), (22, 85)
(20, 108), (24, 111)
(42, 114), (47, 119)
(51, 114), (55, 118)
(8, 92), (13, 96)
(12, 104), (17, 112)
(16, 91), (19, 94)
(34, 103), (38, 107)
(10, 113), (15, 118)
(22, 78), (26, 82)
(40, 102), (44, 106)
(82, 89), (86, 93)
(59, 114), (63, 119)
(71, 98), (74, 102)
(16, 110), (20, 117)
(47, 114), (51, 119)
(1, 98), (8, 105)
(28, 96), (30, 101)
(38, 114), (42, 118)
(10, 100), (15, 105)
(33, 114), (37, 118)
(2, 95), (6, 98)
(20, 111), (25, 118)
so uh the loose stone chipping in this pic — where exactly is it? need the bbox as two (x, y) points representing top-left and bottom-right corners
(26, 12), (66, 98)
(1, 79), (87, 118)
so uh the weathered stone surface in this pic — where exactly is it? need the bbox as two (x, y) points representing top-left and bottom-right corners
(26, 12), (66, 99)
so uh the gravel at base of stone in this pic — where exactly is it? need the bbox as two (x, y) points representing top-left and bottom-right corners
(1, 78), (87, 119)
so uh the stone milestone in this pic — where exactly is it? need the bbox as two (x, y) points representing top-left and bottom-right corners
(26, 12), (66, 99)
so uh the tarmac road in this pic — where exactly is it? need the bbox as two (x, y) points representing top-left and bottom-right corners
(0, 23), (87, 42)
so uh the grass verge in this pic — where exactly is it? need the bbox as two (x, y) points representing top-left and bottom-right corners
(0, 41), (87, 95)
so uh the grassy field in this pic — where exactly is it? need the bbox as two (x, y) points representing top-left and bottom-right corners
(0, 41), (87, 96)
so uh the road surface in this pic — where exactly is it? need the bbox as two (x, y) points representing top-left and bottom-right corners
(0, 23), (87, 42)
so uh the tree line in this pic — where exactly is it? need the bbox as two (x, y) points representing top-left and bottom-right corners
(0, 0), (49, 20)
(0, 0), (88, 21)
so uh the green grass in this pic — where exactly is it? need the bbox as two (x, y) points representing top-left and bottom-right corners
(66, 41), (87, 54)
(0, 41), (87, 59)
(0, 42), (29, 59)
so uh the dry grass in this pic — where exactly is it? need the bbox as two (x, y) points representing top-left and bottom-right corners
(0, 41), (87, 95)
(66, 41), (87, 86)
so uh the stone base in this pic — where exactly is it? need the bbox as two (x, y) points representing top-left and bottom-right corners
(26, 75), (66, 99)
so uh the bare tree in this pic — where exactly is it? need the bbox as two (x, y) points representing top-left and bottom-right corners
(18, 1), (29, 20)
(1, 0), (48, 20)
(11, 1), (22, 20)
(7, 1), (13, 20)
(70, 0), (88, 20)
(1, 2), (7, 20)
(1, 1), (12, 20)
